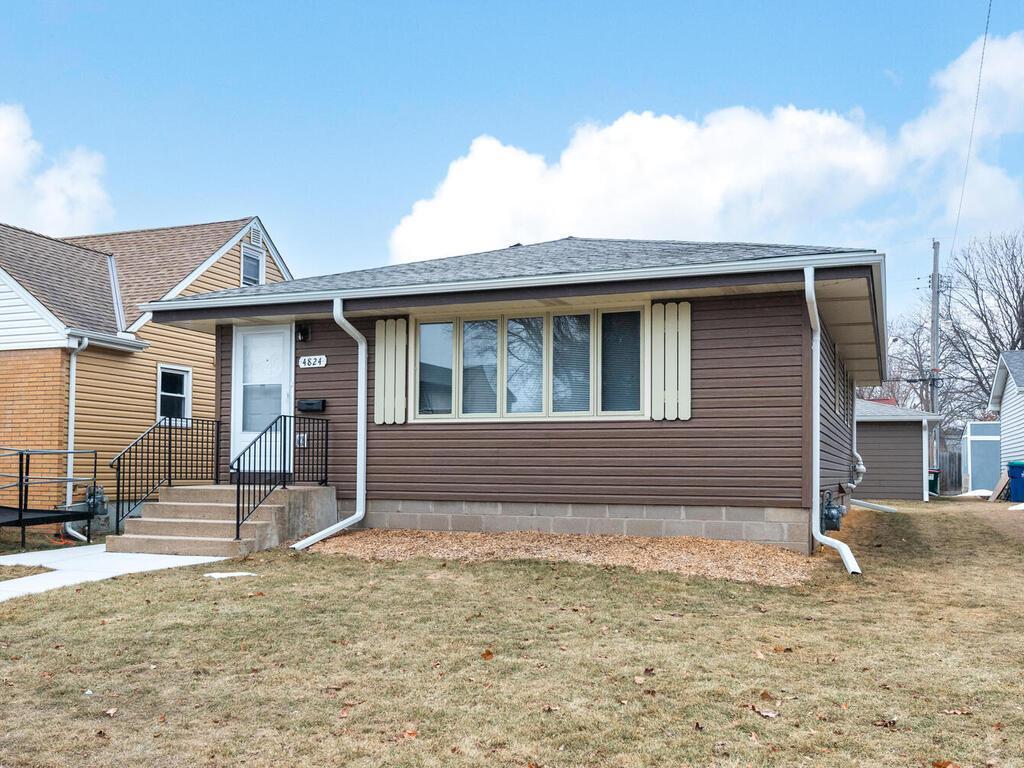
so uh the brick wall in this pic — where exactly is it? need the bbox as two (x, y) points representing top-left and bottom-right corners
(0, 348), (69, 509)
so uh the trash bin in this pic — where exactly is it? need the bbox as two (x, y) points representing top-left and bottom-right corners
(928, 468), (941, 496)
(1008, 461), (1024, 502)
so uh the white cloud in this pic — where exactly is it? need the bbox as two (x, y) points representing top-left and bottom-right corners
(389, 33), (1024, 269)
(0, 103), (112, 235)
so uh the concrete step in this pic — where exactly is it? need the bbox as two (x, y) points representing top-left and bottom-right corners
(141, 501), (282, 522)
(159, 485), (241, 504)
(124, 517), (271, 544)
(106, 533), (256, 557)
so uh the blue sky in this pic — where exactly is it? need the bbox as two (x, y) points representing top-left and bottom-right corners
(2, 1), (1023, 311)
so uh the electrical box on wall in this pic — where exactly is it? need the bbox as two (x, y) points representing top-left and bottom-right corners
(297, 399), (326, 412)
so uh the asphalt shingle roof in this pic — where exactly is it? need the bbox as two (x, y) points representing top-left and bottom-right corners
(66, 217), (252, 322)
(162, 236), (871, 304)
(0, 222), (120, 335)
(998, 350), (1024, 387)
(856, 399), (940, 422)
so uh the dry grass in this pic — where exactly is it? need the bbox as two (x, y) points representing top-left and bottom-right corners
(314, 529), (816, 586)
(0, 565), (50, 581)
(0, 527), (99, 556)
(1, 498), (1023, 767)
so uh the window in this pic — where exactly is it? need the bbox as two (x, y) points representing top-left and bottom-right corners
(461, 319), (498, 415)
(506, 316), (544, 414)
(157, 365), (191, 420)
(414, 306), (646, 420)
(600, 310), (642, 412)
(417, 321), (454, 415)
(241, 243), (264, 286)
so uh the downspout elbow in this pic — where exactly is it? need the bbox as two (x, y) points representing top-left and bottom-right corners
(292, 298), (367, 549)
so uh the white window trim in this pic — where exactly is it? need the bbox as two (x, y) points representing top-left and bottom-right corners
(230, 323), (295, 460)
(156, 363), (192, 421)
(240, 242), (266, 287)
(409, 303), (649, 423)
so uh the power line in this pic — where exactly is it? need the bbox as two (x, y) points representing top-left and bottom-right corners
(948, 0), (993, 262)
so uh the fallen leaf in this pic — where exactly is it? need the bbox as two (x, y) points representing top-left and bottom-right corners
(104, 708), (118, 718)
(993, 721), (1004, 731)
(771, 645), (793, 653)
(753, 649), (766, 660)
(742, 704), (778, 719)
(643, 667), (655, 676)
(402, 729), (418, 739)
(694, 721), (705, 732)
(872, 719), (897, 729)
(633, 676), (645, 685)
(338, 707), (351, 719)
(931, 761), (961, 768)
(480, 649), (494, 661)
(542, 704), (560, 713)
(760, 690), (774, 701)
(941, 709), (973, 716)
(95, 730), (109, 740)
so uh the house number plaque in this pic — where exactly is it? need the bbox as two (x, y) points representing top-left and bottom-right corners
(298, 355), (327, 369)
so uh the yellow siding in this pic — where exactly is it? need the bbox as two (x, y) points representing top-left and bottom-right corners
(74, 225), (287, 490)
(74, 323), (217, 488)
(265, 255), (285, 282)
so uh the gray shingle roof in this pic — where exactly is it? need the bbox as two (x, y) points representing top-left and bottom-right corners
(999, 350), (1024, 387)
(0, 222), (120, 335)
(856, 399), (940, 423)
(161, 236), (872, 304)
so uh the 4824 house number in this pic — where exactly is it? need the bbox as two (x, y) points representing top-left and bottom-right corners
(298, 355), (327, 369)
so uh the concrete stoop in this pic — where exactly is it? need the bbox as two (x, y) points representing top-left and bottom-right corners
(105, 484), (338, 557)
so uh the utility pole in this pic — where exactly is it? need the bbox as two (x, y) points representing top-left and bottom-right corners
(929, 239), (941, 467)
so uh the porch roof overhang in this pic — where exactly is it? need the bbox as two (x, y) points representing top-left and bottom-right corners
(147, 253), (888, 385)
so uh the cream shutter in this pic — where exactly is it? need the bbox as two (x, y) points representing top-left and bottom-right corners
(650, 302), (691, 421)
(374, 318), (408, 425)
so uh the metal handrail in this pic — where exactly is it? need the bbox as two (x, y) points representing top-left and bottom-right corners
(0, 447), (98, 548)
(231, 415), (329, 540)
(110, 417), (221, 534)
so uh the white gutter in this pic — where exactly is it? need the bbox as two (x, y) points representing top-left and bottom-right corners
(63, 336), (89, 541)
(291, 297), (367, 550)
(65, 327), (147, 352)
(805, 266), (861, 575)
(142, 250), (884, 312)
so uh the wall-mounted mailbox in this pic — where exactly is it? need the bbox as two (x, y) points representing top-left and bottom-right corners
(297, 399), (327, 413)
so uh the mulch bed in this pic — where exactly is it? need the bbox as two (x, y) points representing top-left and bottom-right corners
(313, 529), (817, 586)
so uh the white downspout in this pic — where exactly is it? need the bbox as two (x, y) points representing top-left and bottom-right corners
(805, 267), (861, 575)
(64, 336), (89, 541)
(849, 383), (866, 488)
(292, 297), (367, 549)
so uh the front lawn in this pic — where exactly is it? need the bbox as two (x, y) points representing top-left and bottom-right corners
(1, 499), (1022, 767)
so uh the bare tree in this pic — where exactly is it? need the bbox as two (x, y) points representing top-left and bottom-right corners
(940, 230), (1024, 417)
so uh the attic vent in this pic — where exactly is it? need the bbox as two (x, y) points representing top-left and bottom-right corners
(250, 225), (263, 247)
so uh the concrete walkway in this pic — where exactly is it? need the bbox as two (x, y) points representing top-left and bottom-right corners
(0, 544), (224, 602)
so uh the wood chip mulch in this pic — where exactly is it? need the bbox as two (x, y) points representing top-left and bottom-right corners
(312, 529), (816, 586)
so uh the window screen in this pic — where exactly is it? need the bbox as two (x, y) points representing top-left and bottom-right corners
(506, 317), (544, 413)
(462, 320), (498, 414)
(418, 322), (454, 415)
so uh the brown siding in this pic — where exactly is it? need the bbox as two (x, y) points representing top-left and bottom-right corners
(0, 348), (69, 508)
(218, 293), (811, 509)
(819, 320), (854, 494)
(855, 421), (924, 500)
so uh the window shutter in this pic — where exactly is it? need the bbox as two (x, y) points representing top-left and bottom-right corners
(374, 318), (408, 425)
(650, 302), (691, 421)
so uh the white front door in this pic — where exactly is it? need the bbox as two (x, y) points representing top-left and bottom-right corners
(231, 325), (294, 465)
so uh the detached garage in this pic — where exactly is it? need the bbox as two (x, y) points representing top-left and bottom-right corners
(855, 399), (940, 501)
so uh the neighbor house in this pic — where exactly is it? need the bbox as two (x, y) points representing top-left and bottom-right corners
(129, 237), (886, 565)
(987, 351), (1024, 472)
(0, 218), (291, 514)
(854, 399), (940, 501)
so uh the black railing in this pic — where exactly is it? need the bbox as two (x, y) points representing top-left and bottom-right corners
(0, 447), (99, 548)
(230, 415), (328, 540)
(110, 417), (221, 534)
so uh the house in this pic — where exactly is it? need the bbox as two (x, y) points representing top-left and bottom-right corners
(854, 399), (940, 501)
(987, 351), (1024, 472)
(960, 421), (1001, 493)
(133, 237), (887, 570)
(0, 217), (291, 520)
